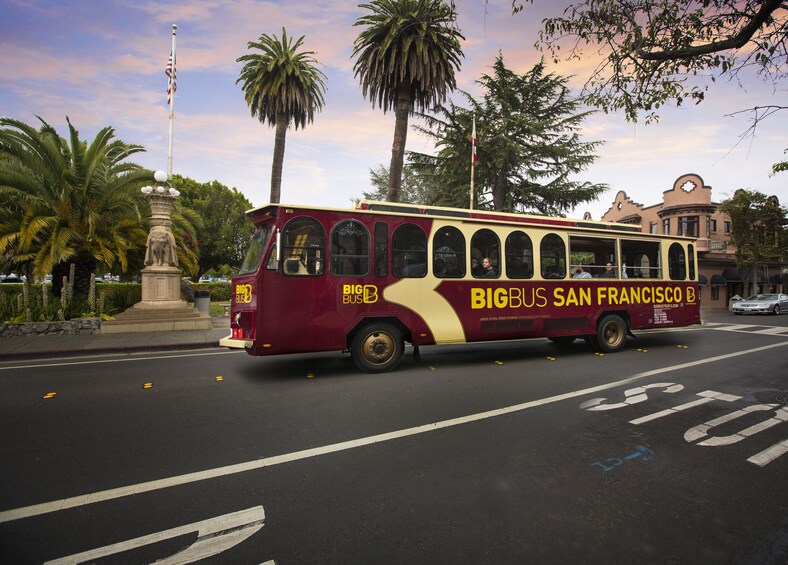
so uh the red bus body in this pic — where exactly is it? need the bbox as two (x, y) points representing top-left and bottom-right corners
(221, 202), (701, 371)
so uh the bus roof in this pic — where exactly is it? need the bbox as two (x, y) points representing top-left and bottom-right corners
(245, 200), (696, 240)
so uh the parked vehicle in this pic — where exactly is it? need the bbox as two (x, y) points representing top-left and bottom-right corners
(732, 293), (788, 315)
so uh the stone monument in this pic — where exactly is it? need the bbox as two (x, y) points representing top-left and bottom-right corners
(102, 171), (210, 333)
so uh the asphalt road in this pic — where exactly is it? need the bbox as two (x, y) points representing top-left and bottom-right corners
(1, 311), (787, 564)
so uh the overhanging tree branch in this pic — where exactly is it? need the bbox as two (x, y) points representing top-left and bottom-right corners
(636, 0), (785, 61)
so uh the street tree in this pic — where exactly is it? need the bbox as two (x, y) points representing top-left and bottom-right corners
(410, 56), (607, 215)
(512, 0), (787, 124)
(360, 164), (433, 205)
(237, 28), (327, 204)
(172, 175), (254, 280)
(719, 189), (788, 296)
(0, 116), (149, 297)
(353, 0), (464, 202)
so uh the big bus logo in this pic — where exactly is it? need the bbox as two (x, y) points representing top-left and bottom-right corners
(342, 284), (378, 305)
(235, 284), (253, 304)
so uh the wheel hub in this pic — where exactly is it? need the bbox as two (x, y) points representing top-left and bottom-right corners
(364, 332), (393, 364)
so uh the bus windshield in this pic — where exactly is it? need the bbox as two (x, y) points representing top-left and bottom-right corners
(238, 225), (273, 275)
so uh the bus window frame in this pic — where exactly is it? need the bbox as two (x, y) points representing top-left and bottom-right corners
(505, 230), (534, 279)
(281, 216), (326, 277)
(392, 222), (427, 278)
(433, 225), (466, 279)
(330, 219), (370, 277)
(540, 233), (567, 279)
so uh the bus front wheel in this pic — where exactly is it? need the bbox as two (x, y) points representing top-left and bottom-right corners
(351, 322), (404, 373)
(596, 314), (627, 353)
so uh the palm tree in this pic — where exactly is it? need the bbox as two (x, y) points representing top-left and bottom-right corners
(237, 28), (327, 204)
(352, 0), (464, 202)
(0, 116), (150, 297)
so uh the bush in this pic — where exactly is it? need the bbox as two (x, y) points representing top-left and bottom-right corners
(190, 282), (231, 301)
(97, 283), (141, 314)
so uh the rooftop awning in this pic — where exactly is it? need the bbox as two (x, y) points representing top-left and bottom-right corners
(698, 274), (709, 285)
(711, 274), (727, 285)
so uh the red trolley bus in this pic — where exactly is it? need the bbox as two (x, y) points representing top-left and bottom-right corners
(220, 201), (701, 371)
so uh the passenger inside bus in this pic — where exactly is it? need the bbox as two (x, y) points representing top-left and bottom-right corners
(471, 257), (484, 276)
(572, 265), (592, 278)
(481, 257), (497, 278)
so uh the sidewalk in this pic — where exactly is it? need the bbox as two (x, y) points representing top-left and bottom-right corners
(0, 316), (231, 361)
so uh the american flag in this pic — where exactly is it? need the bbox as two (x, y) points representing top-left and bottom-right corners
(166, 51), (176, 104)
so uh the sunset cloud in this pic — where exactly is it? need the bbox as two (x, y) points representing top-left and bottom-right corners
(1, 0), (784, 219)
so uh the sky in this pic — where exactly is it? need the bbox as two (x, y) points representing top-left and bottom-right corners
(1, 0), (786, 221)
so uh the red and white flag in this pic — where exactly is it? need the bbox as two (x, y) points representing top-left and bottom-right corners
(471, 115), (477, 164)
(166, 51), (176, 104)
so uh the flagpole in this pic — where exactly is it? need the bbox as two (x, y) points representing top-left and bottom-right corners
(167, 24), (177, 181)
(470, 114), (476, 210)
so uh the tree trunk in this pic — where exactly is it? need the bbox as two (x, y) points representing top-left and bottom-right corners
(387, 84), (412, 203)
(270, 113), (288, 204)
(51, 251), (97, 299)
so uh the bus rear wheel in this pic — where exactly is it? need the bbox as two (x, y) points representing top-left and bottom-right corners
(596, 314), (627, 353)
(351, 322), (404, 373)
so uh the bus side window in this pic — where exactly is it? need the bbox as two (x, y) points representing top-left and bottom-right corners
(688, 244), (696, 280)
(374, 222), (388, 277)
(282, 217), (325, 276)
(540, 233), (566, 279)
(392, 223), (427, 278)
(621, 239), (662, 279)
(471, 228), (500, 278)
(568, 235), (615, 278)
(668, 242), (686, 280)
(330, 220), (369, 276)
(433, 226), (465, 278)
(505, 231), (533, 279)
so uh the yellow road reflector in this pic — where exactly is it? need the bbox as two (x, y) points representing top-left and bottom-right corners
(547, 356), (556, 361)
(143, 383), (153, 389)
(595, 352), (605, 357)
(42, 392), (56, 399)
(215, 376), (224, 381)
(306, 373), (314, 379)
(428, 365), (436, 371)
(495, 360), (504, 365)
(637, 348), (649, 353)
(677, 345), (689, 349)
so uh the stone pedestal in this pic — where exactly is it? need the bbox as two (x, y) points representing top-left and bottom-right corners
(140, 265), (183, 306)
(101, 189), (211, 334)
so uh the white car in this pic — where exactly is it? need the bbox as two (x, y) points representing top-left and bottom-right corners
(732, 293), (788, 315)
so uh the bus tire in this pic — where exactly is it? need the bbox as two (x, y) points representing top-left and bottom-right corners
(584, 334), (600, 351)
(351, 322), (404, 373)
(596, 314), (627, 353)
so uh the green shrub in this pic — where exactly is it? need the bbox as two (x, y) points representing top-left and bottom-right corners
(190, 282), (231, 301)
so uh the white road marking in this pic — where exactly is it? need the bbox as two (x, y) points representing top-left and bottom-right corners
(752, 327), (788, 335)
(629, 390), (742, 425)
(1, 341), (786, 525)
(684, 404), (788, 446)
(0, 349), (238, 372)
(706, 323), (788, 336)
(45, 506), (264, 564)
(747, 439), (788, 467)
